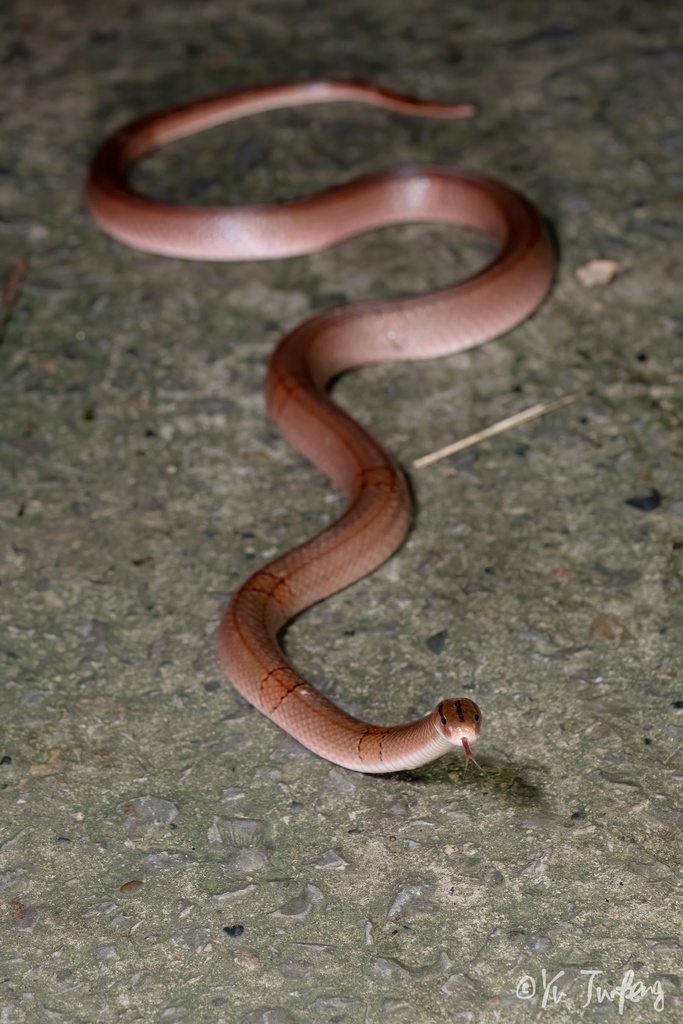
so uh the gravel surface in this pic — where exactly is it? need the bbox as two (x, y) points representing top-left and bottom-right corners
(1, 2), (682, 1022)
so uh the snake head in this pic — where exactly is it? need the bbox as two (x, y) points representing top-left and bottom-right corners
(435, 698), (483, 770)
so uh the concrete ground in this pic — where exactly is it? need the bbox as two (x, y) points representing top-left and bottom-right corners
(1, 1), (682, 1022)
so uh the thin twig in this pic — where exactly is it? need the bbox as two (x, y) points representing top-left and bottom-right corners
(413, 394), (578, 469)
(0, 254), (30, 344)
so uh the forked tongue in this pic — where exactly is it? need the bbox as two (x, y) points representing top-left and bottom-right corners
(462, 738), (485, 774)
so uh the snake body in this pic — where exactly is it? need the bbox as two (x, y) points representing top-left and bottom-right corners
(87, 81), (554, 773)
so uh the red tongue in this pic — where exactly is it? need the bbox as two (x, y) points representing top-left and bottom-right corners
(462, 738), (485, 774)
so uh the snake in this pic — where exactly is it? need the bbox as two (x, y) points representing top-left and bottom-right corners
(87, 81), (554, 773)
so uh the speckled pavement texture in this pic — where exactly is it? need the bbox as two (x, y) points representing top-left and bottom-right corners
(1, 1), (682, 1022)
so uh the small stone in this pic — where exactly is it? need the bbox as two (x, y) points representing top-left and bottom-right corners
(586, 722), (623, 747)
(628, 857), (673, 880)
(385, 796), (412, 820)
(220, 787), (245, 803)
(119, 879), (143, 894)
(117, 796), (178, 831)
(93, 944), (118, 960)
(381, 999), (413, 1017)
(598, 773), (640, 791)
(212, 734), (252, 757)
(0, 869), (25, 892)
(643, 937), (681, 952)
(426, 630), (448, 653)
(234, 950), (261, 971)
(128, 971), (152, 990)
(483, 868), (504, 886)
(212, 884), (257, 902)
(440, 973), (479, 998)
(312, 849), (348, 870)
(224, 847), (269, 874)
(323, 768), (359, 794)
(239, 1008), (297, 1024)
(386, 876), (436, 919)
(208, 817), (263, 846)
(372, 957), (411, 981)
(10, 902), (42, 932)
(590, 613), (629, 641)
(625, 488), (661, 511)
(575, 258), (622, 287)
(269, 884), (323, 920)
(82, 901), (117, 918)
(138, 852), (196, 872)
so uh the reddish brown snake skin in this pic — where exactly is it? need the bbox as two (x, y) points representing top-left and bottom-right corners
(87, 81), (554, 773)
